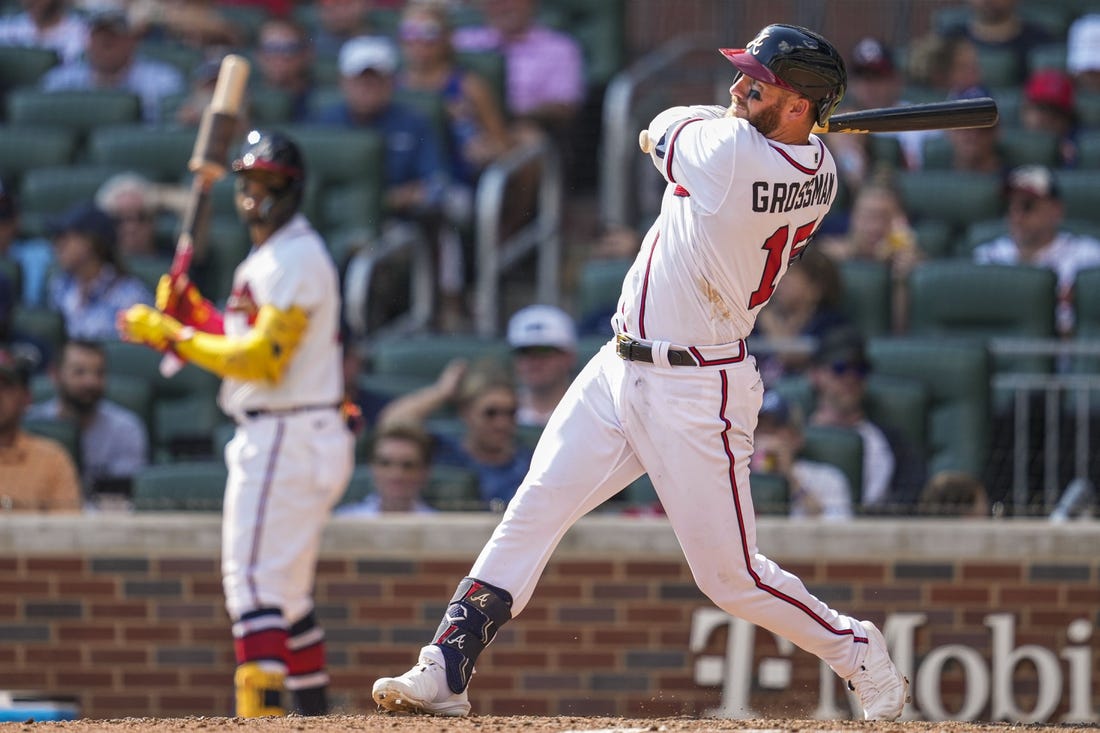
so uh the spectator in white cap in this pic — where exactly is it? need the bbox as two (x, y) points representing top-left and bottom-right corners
(973, 164), (1100, 336)
(1067, 14), (1100, 92)
(507, 304), (577, 427)
(312, 34), (460, 328)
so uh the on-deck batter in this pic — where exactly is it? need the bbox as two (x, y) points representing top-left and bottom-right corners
(119, 130), (353, 718)
(372, 24), (909, 721)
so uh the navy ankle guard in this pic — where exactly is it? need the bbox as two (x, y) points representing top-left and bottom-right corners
(433, 577), (513, 693)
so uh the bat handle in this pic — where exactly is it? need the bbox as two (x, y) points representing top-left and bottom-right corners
(159, 351), (184, 377)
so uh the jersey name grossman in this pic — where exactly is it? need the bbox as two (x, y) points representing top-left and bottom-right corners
(750, 171), (836, 214)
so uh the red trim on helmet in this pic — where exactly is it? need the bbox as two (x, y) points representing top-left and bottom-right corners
(232, 158), (303, 178)
(718, 48), (799, 94)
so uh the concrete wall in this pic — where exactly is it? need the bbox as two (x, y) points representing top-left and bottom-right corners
(1, 514), (1097, 722)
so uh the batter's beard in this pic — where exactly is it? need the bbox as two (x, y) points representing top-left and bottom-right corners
(748, 102), (783, 137)
(727, 99), (782, 136)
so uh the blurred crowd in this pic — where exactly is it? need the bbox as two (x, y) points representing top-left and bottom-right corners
(1, 0), (1098, 521)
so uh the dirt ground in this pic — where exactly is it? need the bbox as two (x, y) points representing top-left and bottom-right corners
(2, 715), (1098, 733)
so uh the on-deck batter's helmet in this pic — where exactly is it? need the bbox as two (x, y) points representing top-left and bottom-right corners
(720, 24), (847, 126)
(231, 129), (306, 228)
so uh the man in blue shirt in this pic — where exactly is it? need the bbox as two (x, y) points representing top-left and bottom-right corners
(312, 35), (447, 218)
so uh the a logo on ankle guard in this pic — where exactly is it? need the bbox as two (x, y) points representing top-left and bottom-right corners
(445, 633), (468, 650)
(445, 606), (469, 624)
(468, 591), (492, 608)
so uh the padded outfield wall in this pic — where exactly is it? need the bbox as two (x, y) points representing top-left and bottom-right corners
(0, 514), (1096, 722)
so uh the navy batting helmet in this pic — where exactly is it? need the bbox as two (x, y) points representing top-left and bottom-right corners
(720, 24), (847, 126)
(231, 129), (306, 227)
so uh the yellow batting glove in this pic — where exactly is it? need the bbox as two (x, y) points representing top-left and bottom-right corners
(118, 304), (184, 351)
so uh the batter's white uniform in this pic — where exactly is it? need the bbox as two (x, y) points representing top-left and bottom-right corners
(220, 212), (354, 624)
(466, 105), (870, 680)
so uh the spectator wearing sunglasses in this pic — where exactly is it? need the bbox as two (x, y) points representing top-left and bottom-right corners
(377, 359), (532, 509)
(506, 304), (576, 428)
(397, 1), (513, 189)
(337, 423), (437, 515)
(807, 327), (926, 514)
(973, 165), (1100, 337)
(255, 17), (318, 123)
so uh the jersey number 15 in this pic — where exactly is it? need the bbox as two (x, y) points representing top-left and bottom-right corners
(748, 219), (817, 310)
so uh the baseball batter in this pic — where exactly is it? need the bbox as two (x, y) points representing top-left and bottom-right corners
(119, 130), (353, 718)
(372, 24), (909, 721)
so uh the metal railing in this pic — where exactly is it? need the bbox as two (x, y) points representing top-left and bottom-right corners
(600, 36), (704, 229)
(473, 134), (562, 337)
(341, 223), (434, 339)
(989, 337), (1100, 517)
(342, 133), (561, 340)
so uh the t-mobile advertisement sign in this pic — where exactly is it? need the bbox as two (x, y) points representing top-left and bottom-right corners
(690, 609), (1097, 723)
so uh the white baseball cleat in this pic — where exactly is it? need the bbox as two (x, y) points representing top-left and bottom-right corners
(372, 645), (471, 716)
(846, 620), (910, 721)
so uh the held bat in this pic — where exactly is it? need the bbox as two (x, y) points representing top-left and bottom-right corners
(637, 97), (999, 153)
(159, 54), (250, 377)
(810, 96), (999, 134)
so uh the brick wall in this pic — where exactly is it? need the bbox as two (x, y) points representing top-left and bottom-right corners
(1, 515), (1097, 721)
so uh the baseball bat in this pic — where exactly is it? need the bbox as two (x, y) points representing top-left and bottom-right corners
(637, 97), (999, 153)
(159, 54), (250, 377)
(811, 96), (999, 134)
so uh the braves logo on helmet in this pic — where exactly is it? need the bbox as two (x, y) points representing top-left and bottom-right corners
(746, 29), (770, 55)
(719, 24), (847, 126)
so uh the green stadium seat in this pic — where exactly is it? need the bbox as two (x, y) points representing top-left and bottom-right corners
(868, 336), (990, 476)
(922, 129), (1058, 170)
(1028, 42), (1066, 72)
(11, 306), (66, 354)
(1073, 266), (1100, 373)
(801, 424), (863, 503)
(912, 218), (956, 259)
(1076, 92), (1100, 129)
(122, 254), (172, 294)
(1076, 130), (1100, 169)
(765, 372), (928, 465)
(217, 3), (270, 44)
(575, 334), (611, 370)
(456, 50), (506, 109)
(132, 461), (228, 511)
(137, 41), (204, 78)
(1000, 128), (1060, 168)
(539, 0), (625, 88)
(370, 334), (512, 382)
(838, 259), (890, 338)
(86, 125), (197, 183)
(897, 171), (1003, 230)
(21, 416), (80, 470)
(191, 217), (251, 304)
(6, 89), (142, 140)
(1055, 170), (1100, 225)
(976, 48), (1024, 88)
(99, 340), (221, 458)
(18, 164), (124, 237)
(0, 46), (60, 92)
(749, 472), (790, 516)
(0, 126), (76, 188)
(576, 256), (630, 323)
(423, 464), (482, 511)
(991, 88), (1021, 128)
(248, 86), (295, 124)
(865, 374), (929, 461)
(908, 261), (1057, 378)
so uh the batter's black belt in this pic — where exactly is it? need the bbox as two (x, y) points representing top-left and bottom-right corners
(616, 333), (699, 366)
(241, 403), (341, 420)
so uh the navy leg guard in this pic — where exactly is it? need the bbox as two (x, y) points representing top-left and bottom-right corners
(432, 577), (513, 693)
